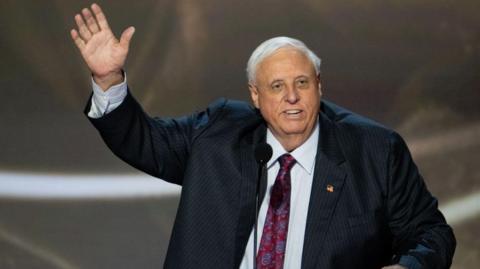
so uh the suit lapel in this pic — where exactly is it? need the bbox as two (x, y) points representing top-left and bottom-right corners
(301, 109), (347, 269)
(234, 117), (267, 268)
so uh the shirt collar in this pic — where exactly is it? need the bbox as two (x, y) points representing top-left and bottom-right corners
(266, 120), (319, 175)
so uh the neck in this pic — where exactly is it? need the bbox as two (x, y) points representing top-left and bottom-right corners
(273, 131), (315, 152)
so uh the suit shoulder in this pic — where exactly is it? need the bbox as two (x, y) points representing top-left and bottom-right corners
(320, 100), (397, 141)
(190, 98), (261, 132)
(206, 98), (259, 120)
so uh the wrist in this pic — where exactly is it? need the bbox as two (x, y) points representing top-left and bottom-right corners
(93, 70), (124, 91)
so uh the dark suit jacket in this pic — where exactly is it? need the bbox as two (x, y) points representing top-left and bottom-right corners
(85, 91), (455, 269)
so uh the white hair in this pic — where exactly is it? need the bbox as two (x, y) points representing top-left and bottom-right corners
(246, 36), (321, 83)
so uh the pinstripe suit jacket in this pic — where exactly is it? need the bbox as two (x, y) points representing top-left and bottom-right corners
(85, 91), (455, 269)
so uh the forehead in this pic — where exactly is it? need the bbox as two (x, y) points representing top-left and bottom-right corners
(256, 47), (315, 82)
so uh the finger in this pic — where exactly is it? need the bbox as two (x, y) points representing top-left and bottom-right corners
(91, 3), (111, 31)
(75, 13), (92, 41)
(120, 26), (135, 49)
(82, 7), (100, 34)
(70, 29), (85, 50)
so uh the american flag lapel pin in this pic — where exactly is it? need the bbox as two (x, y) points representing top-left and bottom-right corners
(326, 184), (334, 193)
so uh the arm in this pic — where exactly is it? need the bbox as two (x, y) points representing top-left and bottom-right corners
(84, 89), (227, 184)
(84, 89), (191, 184)
(386, 132), (456, 268)
(72, 4), (198, 184)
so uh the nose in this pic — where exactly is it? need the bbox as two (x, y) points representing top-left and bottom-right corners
(284, 86), (300, 104)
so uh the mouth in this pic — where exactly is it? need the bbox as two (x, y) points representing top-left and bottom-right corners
(282, 109), (304, 119)
(284, 109), (302, 115)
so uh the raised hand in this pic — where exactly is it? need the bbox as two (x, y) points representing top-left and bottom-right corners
(70, 3), (135, 91)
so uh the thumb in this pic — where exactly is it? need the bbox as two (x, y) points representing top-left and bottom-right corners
(119, 26), (135, 49)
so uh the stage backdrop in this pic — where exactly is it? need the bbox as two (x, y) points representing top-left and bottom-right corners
(0, 0), (479, 268)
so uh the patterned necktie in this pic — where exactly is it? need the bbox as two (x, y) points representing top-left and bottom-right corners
(257, 154), (296, 269)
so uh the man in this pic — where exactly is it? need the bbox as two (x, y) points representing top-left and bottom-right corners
(71, 4), (455, 269)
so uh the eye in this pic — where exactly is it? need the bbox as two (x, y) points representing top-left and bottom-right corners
(271, 82), (285, 91)
(296, 78), (309, 88)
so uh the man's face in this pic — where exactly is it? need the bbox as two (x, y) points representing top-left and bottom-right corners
(249, 47), (322, 150)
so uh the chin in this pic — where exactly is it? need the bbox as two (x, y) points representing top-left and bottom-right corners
(281, 127), (308, 136)
(283, 122), (308, 131)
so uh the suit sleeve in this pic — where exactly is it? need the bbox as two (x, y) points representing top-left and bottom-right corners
(386, 132), (456, 268)
(84, 89), (225, 185)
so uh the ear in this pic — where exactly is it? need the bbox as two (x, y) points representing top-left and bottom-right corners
(316, 73), (323, 96)
(248, 84), (260, 108)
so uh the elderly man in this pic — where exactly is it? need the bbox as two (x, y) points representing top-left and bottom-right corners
(71, 4), (455, 269)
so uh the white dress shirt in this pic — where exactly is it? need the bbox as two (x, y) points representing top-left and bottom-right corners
(239, 122), (318, 269)
(89, 77), (319, 268)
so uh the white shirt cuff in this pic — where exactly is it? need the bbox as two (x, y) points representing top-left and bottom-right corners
(87, 73), (128, 118)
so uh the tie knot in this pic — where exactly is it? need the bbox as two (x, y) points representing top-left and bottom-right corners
(278, 154), (296, 171)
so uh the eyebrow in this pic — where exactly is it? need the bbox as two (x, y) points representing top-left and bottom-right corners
(270, 79), (284, 85)
(269, 75), (309, 83)
(294, 75), (309, 80)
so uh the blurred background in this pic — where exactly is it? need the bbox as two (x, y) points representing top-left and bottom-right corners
(0, 0), (479, 268)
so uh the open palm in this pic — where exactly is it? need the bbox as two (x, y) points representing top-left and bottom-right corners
(71, 4), (134, 87)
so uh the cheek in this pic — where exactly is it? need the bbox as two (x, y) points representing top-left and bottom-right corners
(258, 99), (279, 121)
(306, 92), (321, 108)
